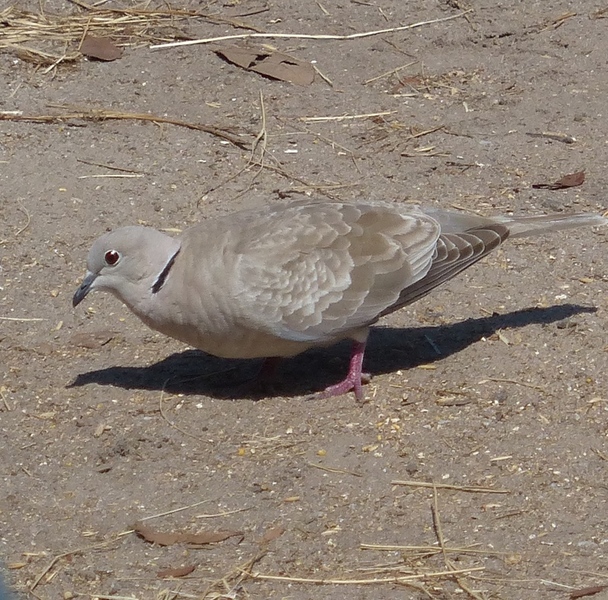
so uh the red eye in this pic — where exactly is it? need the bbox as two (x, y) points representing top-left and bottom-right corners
(104, 250), (120, 266)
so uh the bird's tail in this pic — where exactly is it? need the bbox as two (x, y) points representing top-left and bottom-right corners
(420, 206), (607, 238)
(492, 212), (608, 238)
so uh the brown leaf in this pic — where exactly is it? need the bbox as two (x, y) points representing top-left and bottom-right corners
(70, 330), (115, 349)
(259, 526), (286, 544)
(532, 170), (585, 190)
(186, 530), (243, 545)
(133, 522), (242, 547)
(157, 565), (196, 578)
(133, 522), (181, 546)
(214, 45), (315, 85)
(215, 46), (263, 70)
(570, 585), (608, 599)
(80, 35), (123, 61)
(553, 170), (586, 188)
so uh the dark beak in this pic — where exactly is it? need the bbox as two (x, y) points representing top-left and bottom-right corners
(72, 272), (97, 307)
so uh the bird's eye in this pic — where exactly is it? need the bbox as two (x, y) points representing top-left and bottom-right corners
(104, 250), (120, 266)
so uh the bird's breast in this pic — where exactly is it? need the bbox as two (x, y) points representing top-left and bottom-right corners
(134, 283), (316, 359)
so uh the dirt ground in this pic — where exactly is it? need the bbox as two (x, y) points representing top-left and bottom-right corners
(1, 1), (608, 599)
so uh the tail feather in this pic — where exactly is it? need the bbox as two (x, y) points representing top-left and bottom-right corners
(492, 212), (608, 238)
(419, 206), (607, 238)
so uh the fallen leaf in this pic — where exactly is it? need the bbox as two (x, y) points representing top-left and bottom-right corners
(570, 585), (608, 599)
(187, 530), (242, 545)
(80, 35), (123, 61)
(259, 526), (286, 544)
(214, 45), (315, 85)
(133, 522), (242, 547)
(157, 565), (196, 578)
(70, 330), (115, 349)
(133, 523), (181, 546)
(532, 170), (585, 190)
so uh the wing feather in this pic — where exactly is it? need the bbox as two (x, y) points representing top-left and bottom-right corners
(379, 224), (508, 314)
(233, 202), (440, 343)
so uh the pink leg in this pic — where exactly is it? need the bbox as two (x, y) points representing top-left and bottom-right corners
(318, 340), (369, 402)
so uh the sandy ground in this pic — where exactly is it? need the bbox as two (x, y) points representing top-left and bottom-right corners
(1, 1), (607, 599)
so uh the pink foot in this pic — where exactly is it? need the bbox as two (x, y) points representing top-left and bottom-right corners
(317, 341), (369, 402)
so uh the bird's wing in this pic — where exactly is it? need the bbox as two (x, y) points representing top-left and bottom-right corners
(231, 202), (441, 343)
(379, 224), (509, 315)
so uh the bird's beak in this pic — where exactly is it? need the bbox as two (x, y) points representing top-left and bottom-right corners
(72, 271), (97, 308)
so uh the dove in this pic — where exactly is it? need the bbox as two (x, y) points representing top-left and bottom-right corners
(73, 200), (606, 401)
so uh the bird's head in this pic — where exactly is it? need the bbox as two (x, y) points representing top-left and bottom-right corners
(73, 226), (181, 309)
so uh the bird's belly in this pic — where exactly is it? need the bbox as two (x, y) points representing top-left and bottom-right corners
(139, 312), (315, 359)
(195, 329), (316, 359)
(182, 326), (316, 359)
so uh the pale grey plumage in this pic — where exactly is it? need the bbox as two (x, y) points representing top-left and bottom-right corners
(73, 200), (607, 400)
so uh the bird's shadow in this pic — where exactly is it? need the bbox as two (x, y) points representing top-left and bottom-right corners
(68, 303), (595, 399)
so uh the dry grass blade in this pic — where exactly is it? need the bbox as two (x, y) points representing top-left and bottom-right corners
(76, 158), (147, 174)
(364, 61), (418, 84)
(248, 90), (268, 177)
(76, 595), (139, 600)
(300, 111), (395, 122)
(78, 174), (144, 179)
(391, 480), (510, 493)
(1, 4), (269, 72)
(481, 377), (547, 392)
(0, 317), (47, 321)
(159, 386), (214, 444)
(307, 462), (363, 477)
(201, 552), (266, 599)
(9, 44), (80, 66)
(138, 499), (216, 523)
(0, 388), (12, 411)
(152, 11), (473, 49)
(430, 486), (485, 600)
(361, 543), (508, 556)
(14, 198), (31, 236)
(0, 6), (259, 51)
(196, 508), (250, 519)
(0, 108), (249, 149)
(244, 566), (485, 585)
(526, 131), (577, 144)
